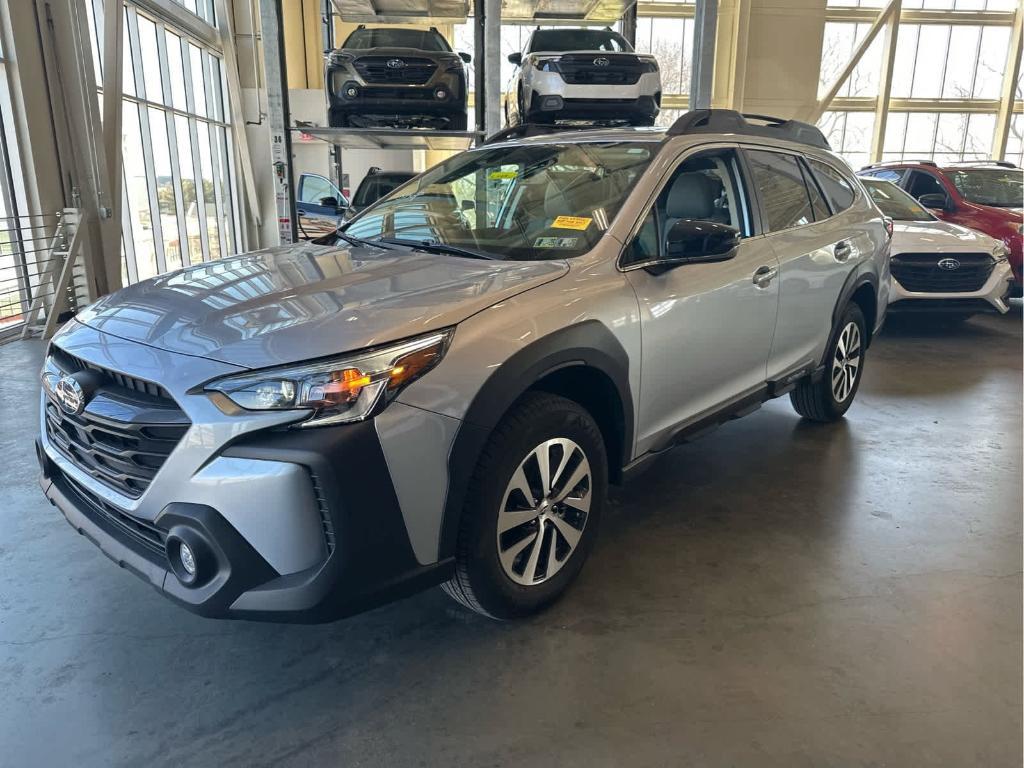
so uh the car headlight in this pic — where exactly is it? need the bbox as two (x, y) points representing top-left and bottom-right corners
(533, 56), (561, 72)
(206, 330), (452, 427)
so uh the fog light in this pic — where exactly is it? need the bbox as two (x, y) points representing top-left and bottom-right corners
(346, 86), (358, 98)
(435, 88), (448, 100)
(541, 95), (563, 112)
(179, 541), (197, 576)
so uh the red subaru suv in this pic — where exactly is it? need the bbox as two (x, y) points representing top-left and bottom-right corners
(859, 161), (1023, 296)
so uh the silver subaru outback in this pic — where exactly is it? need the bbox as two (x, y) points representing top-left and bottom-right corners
(37, 111), (889, 623)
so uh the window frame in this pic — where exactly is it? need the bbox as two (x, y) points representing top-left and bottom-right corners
(617, 142), (760, 273)
(805, 156), (860, 218)
(742, 147), (839, 235)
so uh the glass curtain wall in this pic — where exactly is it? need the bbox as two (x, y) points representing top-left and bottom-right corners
(84, 0), (240, 284)
(819, 0), (1021, 167)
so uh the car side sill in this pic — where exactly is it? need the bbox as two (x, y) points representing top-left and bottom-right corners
(621, 365), (823, 484)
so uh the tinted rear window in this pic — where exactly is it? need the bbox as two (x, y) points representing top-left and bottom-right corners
(343, 29), (451, 51)
(747, 150), (814, 231)
(809, 159), (856, 212)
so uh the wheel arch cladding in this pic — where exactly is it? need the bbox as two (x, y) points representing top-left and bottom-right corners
(438, 320), (633, 560)
(849, 282), (878, 346)
(833, 271), (879, 349)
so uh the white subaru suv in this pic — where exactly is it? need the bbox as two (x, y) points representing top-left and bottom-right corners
(506, 28), (661, 126)
(861, 177), (1013, 315)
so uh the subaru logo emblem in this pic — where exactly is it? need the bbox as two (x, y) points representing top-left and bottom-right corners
(386, 58), (405, 69)
(54, 374), (86, 415)
(937, 257), (961, 271)
(593, 57), (610, 67)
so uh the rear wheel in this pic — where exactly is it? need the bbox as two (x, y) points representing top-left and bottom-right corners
(790, 303), (867, 422)
(442, 392), (607, 619)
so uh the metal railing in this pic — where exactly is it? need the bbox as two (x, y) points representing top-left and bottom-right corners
(0, 210), (83, 343)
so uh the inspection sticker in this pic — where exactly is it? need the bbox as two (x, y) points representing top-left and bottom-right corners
(535, 236), (579, 249)
(488, 170), (518, 180)
(551, 215), (592, 231)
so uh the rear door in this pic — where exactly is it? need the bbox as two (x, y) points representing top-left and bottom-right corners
(743, 149), (869, 379)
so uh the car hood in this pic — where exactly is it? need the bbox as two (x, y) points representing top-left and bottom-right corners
(891, 220), (999, 254)
(75, 242), (568, 369)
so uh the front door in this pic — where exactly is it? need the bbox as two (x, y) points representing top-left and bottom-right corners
(623, 147), (780, 455)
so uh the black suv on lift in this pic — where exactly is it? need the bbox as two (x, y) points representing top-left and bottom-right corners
(326, 26), (471, 130)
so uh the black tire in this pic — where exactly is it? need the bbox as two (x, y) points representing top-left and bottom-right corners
(329, 110), (350, 128)
(447, 112), (468, 131)
(630, 115), (657, 127)
(441, 392), (607, 619)
(790, 302), (867, 422)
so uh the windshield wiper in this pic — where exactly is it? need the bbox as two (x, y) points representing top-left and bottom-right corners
(378, 238), (497, 260)
(334, 230), (395, 249)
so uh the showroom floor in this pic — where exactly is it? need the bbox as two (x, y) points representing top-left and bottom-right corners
(1, 309), (1021, 767)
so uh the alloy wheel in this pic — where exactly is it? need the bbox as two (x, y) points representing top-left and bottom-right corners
(496, 438), (592, 586)
(831, 321), (862, 403)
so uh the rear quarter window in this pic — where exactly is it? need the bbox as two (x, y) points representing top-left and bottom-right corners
(809, 159), (856, 212)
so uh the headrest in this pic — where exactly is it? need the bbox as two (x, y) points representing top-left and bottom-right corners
(666, 172), (716, 220)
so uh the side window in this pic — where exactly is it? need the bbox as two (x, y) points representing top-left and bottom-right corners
(747, 150), (814, 231)
(799, 160), (831, 221)
(808, 159), (856, 213)
(622, 148), (751, 266)
(906, 171), (945, 199)
(299, 174), (336, 204)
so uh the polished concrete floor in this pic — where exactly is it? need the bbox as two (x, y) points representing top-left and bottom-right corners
(1, 309), (1021, 767)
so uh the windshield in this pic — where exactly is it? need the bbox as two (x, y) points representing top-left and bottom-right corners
(343, 142), (655, 261)
(528, 29), (632, 53)
(342, 28), (451, 51)
(862, 178), (934, 222)
(352, 174), (416, 208)
(947, 168), (1023, 208)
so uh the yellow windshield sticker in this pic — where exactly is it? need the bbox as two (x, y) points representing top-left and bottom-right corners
(552, 215), (592, 231)
(488, 170), (518, 180)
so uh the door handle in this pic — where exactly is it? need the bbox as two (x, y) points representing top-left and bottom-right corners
(834, 241), (852, 262)
(752, 265), (778, 288)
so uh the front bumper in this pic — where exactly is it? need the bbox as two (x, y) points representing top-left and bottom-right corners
(37, 322), (458, 622)
(888, 259), (1013, 314)
(526, 70), (662, 103)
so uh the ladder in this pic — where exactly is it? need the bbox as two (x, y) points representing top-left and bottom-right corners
(20, 209), (85, 340)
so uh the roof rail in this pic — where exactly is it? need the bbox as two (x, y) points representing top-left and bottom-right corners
(666, 109), (831, 150)
(947, 160), (1019, 169)
(861, 159), (937, 169)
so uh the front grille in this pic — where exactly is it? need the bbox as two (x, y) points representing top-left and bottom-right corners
(44, 348), (190, 498)
(556, 54), (645, 85)
(354, 57), (437, 84)
(59, 467), (167, 560)
(891, 252), (994, 293)
(358, 86), (435, 101)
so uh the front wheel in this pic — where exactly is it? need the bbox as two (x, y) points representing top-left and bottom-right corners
(790, 302), (867, 422)
(442, 392), (607, 619)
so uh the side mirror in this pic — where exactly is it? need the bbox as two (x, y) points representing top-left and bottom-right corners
(459, 52), (472, 64)
(508, 52), (522, 66)
(917, 192), (951, 211)
(648, 220), (740, 274)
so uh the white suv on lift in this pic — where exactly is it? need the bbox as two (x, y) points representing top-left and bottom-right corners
(506, 28), (661, 126)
